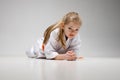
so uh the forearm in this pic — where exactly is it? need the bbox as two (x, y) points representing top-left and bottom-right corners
(54, 54), (66, 60)
(54, 53), (77, 61)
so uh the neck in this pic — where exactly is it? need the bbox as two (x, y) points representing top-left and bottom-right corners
(65, 35), (68, 41)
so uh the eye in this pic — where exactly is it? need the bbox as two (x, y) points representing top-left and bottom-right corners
(75, 29), (79, 31)
(68, 27), (72, 30)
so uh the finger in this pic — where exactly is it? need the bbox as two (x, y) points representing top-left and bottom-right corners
(67, 51), (72, 54)
(69, 52), (76, 56)
(66, 51), (74, 55)
(66, 55), (77, 61)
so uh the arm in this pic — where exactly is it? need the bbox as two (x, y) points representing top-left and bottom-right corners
(67, 35), (84, 59)
(54, 54), (66, 60)
(67, 34), (81, 56)
(54, 51), (77, 61)
(44, 29), (78, 60)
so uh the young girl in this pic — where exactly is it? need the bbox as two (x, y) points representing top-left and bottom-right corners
(26, 12), (82, 61)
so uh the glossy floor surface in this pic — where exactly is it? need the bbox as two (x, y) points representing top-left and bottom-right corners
(0, 57), (120, 80)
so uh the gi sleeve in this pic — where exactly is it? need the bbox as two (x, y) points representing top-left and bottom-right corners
(33, 37), (45, 58)
(44, 30), (59, 59)
(67, 34), (81, 56)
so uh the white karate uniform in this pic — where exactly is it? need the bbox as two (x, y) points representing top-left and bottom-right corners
(26, 28), (81, 59)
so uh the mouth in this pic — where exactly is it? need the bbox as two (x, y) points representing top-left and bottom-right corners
(69, 34), (74, 37)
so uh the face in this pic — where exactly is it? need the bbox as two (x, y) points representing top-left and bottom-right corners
(63, 22), (80, 39)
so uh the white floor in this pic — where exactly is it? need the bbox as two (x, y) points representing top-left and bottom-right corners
(0, 57), (120, 80)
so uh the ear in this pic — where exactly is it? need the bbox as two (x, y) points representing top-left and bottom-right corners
(60, 22), (64, 29)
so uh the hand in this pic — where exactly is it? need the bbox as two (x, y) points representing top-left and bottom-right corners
(65, 51), (77, 61)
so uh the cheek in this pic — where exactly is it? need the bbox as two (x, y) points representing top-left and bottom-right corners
(75, 31), (78, 34)
(64, 31), (68, 35)
(74, 32), (79, 36)
(65, 30), (70, 35)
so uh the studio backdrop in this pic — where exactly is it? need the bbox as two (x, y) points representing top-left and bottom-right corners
(0, 0), (120, 57)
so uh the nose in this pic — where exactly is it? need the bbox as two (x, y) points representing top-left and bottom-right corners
(71, 29), (75, 32)
(70, 31), (76, 34)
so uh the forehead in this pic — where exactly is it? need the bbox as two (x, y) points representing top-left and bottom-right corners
(65, 22), (80, 28)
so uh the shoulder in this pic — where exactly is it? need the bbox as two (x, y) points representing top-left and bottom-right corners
(50, 28), (59, 37)
(51, 28), (59, 34)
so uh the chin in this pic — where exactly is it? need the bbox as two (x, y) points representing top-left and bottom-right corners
(68, 36), (74, 39)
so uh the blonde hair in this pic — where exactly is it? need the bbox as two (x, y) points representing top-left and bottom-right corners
(42, 12), (82, 50)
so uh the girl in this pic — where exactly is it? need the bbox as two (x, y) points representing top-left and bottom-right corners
(26, 12), (82, 61)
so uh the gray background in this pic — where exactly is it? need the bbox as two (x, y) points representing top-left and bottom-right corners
(0, 0), (120, 57)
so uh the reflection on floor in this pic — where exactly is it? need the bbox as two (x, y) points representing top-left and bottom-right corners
(0, 57), (120, 80)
